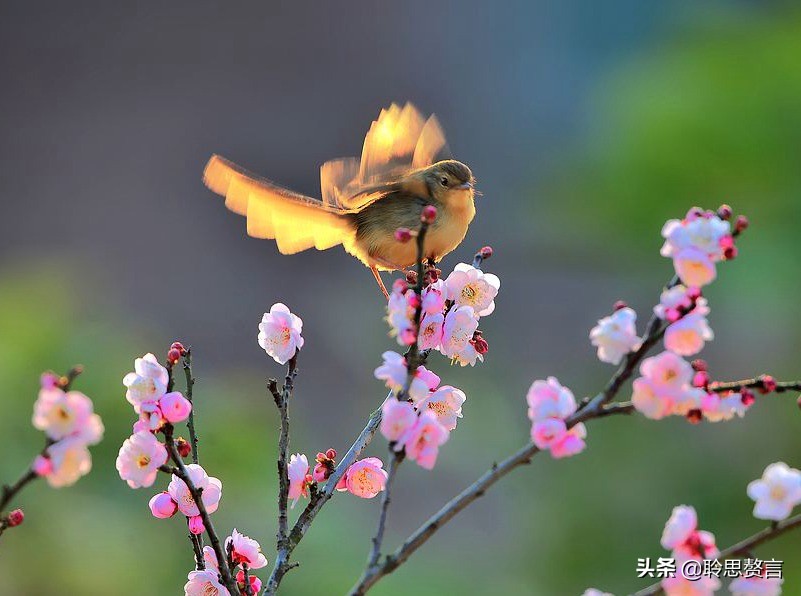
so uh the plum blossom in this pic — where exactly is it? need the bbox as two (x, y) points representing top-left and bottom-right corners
(700, 391), (750, 422)
(236, 570), (262, 595)
(123, 353), (169, 411)
(416, 385), (466, 431)
(116, 431), (168, 488)
(287, 453), (310, 506)
(421, 279), (447, 314)
(728, 574), (783, 596)
(387, 286), (418, 345)
(188, 515), (205, 535)
(449, 337), (485, 367)
(664, 309), (714, 357)
(661, 505), (698, 550)
(654, 284), (696, 322)
(159, 392), (193, 424)
(373, 352), (440, 402)
(526, 377), (578, 422)
(418, 312), (444, 350)
(525, 377), (587, 458)
(631, 351), (703, 420)
(336, 457), (388, 498)
(258, 303), (304, 365)
(149, 491), (178, 518)
(530, 418), (567, 450)
(184, 569), (229, 596)
(589, 306), (641, 365)
(167, 464), (223, 516)
(440, 305), (479, 360)
(226, 528), (268, 569)
(399, 411), (450, 470)
(550, 424), (586, 459)
(380, 398), (417, 442)
(747, 462), (801, 521)
(445, 263), (500, 316)
(38, 437), (94, 488)
(32, 387), (104, 444)
(661, 208), (733, 287)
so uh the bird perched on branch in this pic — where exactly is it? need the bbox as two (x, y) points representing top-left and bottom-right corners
(203, 102), (477, 298)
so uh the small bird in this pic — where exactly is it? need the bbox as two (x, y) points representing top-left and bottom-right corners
(203, 103), (477, 298)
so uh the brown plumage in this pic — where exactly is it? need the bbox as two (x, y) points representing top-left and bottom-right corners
(202, 103), (477, 297)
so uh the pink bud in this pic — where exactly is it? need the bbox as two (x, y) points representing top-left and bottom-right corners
(188, 515), (205, 535)
(32, 455), (52, 477)
(399, 328), (417, 346)
(394, 227), (413, 243)
(473, 337), (489, 355)
(325, 448), (337, 459)
(170, 341), (187, 355)
(716, 204), (732, 220)
(612, 300), (628, 311)
(149, 492), (178, 519)
(734, 215), (749, 234)
(421, 205), (437, 224)
(665, 307), (681, 323)
(159, 392), (192, 423)
(723, 245), (738, 260)
(175, 437), (191, 458)
(7, 509), (24, 527)
(167, 348), (181, 365)
(686, 286), (702, 301)
(686, 409), (703, 424)
(480, 245), (493, 259)
(741, 389), (755, 407)
(39, 372), (59, 389)
(236, 570), (263, 594)
(691, 359), (707, 372)
(692, 371), (709, 389)
(759, 375), (777, 394)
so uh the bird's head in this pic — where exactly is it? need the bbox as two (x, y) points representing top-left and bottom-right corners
(423, 160), (475, 203)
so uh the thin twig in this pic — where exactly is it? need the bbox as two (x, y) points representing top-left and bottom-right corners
(633, 513), (801, 596)
(163, 425), (238, 594)
(368, 451), (404, 569)
(183, 348), (200, 465)
(270, 356), (297, 553)
(709, 379), (801, 394)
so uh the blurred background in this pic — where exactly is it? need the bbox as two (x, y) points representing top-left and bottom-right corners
(1, 1), (800, 594)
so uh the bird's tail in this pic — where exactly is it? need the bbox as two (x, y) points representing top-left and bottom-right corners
(203, 155), (354, 255)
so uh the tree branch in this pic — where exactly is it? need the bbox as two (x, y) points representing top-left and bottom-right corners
(633, 513), (801, 596)
(269, 355), (297, 557)
(163, 425), (237, 594)
(709, 378), (801, 394)
(183, 348), (200, 465)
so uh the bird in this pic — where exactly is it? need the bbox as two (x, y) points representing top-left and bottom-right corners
(202, 102), (477, 298)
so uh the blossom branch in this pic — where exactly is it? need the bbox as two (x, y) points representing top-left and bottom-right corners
(634, 512), (801, 596)
(709, 378), (801, 395)
(182, 348), (200, 465)
(162, 425), (238, 594)
(268, 355), (297, 554)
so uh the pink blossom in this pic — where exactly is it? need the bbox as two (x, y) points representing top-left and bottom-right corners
(440, 305), (479, 360)
(32, 387), (104, 444)
(416, 385), (466, 431)
(729, 575), (783, 596)
(149, 491), (178, 518)
(701, 391), (749, 422)
(399, 411), (449, 470)
(631, 378), (673, 420)
(380, 398), (417, 442)
(160, 392), (193, 424)
(530, 418), (567, 449)
(417, 312), (444, 350)
(640, 351), (694, 390)
(653, 284), (704, 320)
(550, 423), (587, 459)
(116, 431), (168, 489)
(337, 457), (388, 498)
(747, 462), (801, 521)
(237, 570), (263, 595)
(184, 569), (229, 596)
(123, 353), (169, 411)
(374, 351), (408, 391)
(257, 303), (304, 365)
(287, 453), (310, 506)
(134, 400), (165, 433)
(226, 528), (268, 569)
(421, 279), (447, 313)
(664, 312), (714, 356)
(408, 365), (440, 403)
(167, 464), (223, 516)
(32, 455), (53, 477)
(445, 263), (500, 316)
(40, 371), (59, 389)
(526, 377), (577, 422)
(449, 339), (485, 367)
(589, 306), (641, 365)
(673, 247), (718, 287)
(661, 505), (697, 549)
(40, 437), (94, 488)
(203, 546), (219, 571)
(188, 515), (205, 535)
(387, 287), (417, 346)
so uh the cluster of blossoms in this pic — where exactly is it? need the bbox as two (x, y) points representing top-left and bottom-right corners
(375, 351), (466, 469)
(185, 531), (268, 595)
(659, 505), (722, 595)
(31, 371), (104, 487)
(526, 377), (586, 459)
(387, 257), (499, 367)
(660, 205), (745, 287)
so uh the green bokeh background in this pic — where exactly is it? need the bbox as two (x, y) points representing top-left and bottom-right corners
(1, 3), (800, 595)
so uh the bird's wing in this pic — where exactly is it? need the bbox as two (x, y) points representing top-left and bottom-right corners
(203, 155), (353, 255)
(319, 102), (451, 211)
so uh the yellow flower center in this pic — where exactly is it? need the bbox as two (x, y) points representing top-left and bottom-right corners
(770, 485), (787, 501)
(137, 455), (151, 468)
(461, 285), (477, 303)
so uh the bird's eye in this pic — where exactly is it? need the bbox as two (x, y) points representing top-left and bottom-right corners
(440, 176), (449, 187)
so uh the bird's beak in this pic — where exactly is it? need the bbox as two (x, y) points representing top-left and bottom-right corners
(454, 181), (473, 191)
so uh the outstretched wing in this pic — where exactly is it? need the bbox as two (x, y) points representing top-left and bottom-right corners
(203, 155), (353, 255)
(319, 102), (450, 211)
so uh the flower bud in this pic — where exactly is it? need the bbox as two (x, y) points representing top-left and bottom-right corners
(325, 448), (337, 460)
(692, 371), (709, 389)
(759, 375), (777, 394)
(613, 300), (628, 311)
(170, 341), (186, 355)
(32, 455), (52, 477)
(741, 389), (755, 407)
(734, 215), (749, 234)
(167, 348), (182, 365)
(394, 227), (413, 243)
(405, 270), (418, 286)
(7, 509), (24, 527)
(149, 492), (178, 519)
(421, 205), (437, 224)
(473, 337), (489, 355)
(691, 359), (707, 372)
(686, 409), (703, 424)
(175, 437), (192, 458)
(236, 570), (263, 594)
(480, 246), (493, 259)
(716, 204), (732, 220)
(188, 515), (205, 535)
(723, 245), (738, 260)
